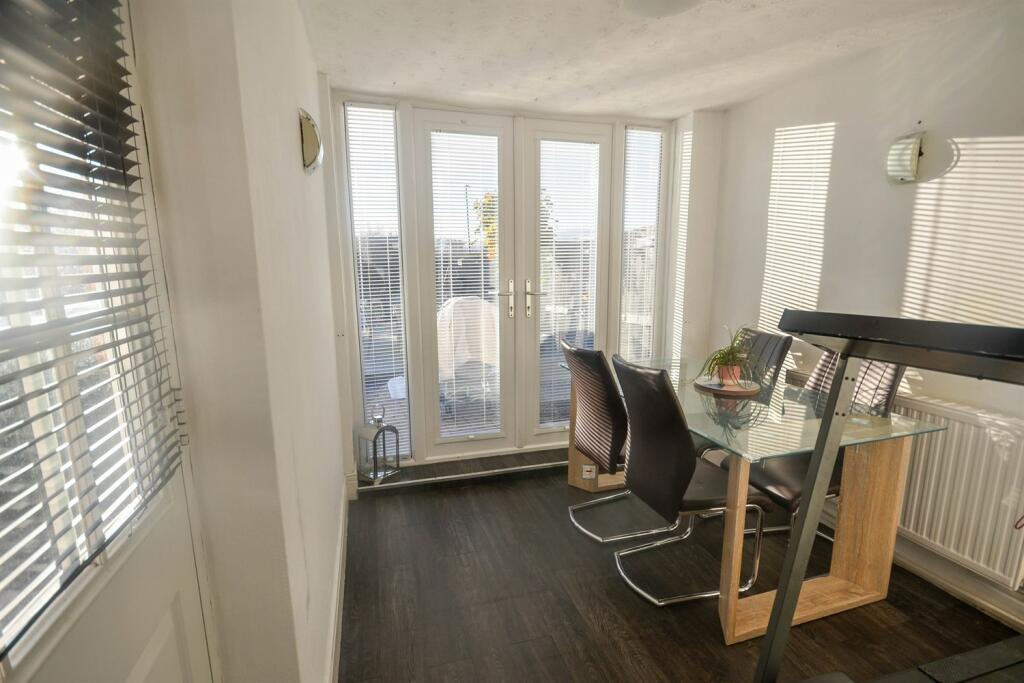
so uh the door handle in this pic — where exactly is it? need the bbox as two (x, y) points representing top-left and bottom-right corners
(524, 279), (548, 318)
(490, 279), (515, 318)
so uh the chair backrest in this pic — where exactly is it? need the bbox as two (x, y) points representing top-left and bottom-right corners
(560, 340), (628, 474)
(806, 349), (905, 415)
(737, 327), (793, 387)
(612, 355), (698, 523)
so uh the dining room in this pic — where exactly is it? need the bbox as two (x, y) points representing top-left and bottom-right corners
(323, 1), (1024, 681)
(3, 1), (1022, 683)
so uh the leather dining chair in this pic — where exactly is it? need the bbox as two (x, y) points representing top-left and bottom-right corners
(561, 340), (687, 544)
(693, 327), (792, 458)
(708, 348), (905, 536)
(610, 355), (770, 606)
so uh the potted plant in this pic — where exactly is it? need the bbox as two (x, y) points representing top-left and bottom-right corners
(700, 328), (750, 387)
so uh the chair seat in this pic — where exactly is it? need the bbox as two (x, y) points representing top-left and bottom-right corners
(691, 433), (718, 459)
(681, 459), (772, 512)
(724, 450), (844, 513)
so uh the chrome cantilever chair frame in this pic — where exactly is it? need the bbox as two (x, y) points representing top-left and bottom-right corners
(615, 503), (766, 606)
(568, 489), (687, 544)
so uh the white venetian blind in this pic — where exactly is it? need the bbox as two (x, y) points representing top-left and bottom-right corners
(537, 139), (600, 427)
(619, 127), (663, 363)
(757, 123), (836, 333)
(0, 0), (182, 656)
(669, 130), (693, 380)
(429, 131), (501, 438)
(343, 104), (412, 454)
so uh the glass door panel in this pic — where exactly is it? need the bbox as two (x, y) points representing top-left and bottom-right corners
(430, 131), (502, 438)
(414, 110), (516, 457)
(537, 139), (601, 427)
(517, 119), (612, 444)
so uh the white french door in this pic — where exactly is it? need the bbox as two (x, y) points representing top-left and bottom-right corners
(414, 109), (517, 458)
(516, 119), (612, 448)
(412, 111), (612, 459)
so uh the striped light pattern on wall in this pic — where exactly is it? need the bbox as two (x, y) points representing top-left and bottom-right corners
(757, 123), (836, 334)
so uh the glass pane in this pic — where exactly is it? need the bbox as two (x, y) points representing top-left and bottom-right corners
(430, 131), (501, 438)
(619, 128), (663, 364)
(537, 139), (600, 427)
(344, 104), (412, 455)
(668, 130), (693, 384)
(588, 357), (943, 462)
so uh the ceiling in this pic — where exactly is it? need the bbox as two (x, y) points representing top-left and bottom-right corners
(299, 0), (990, 120)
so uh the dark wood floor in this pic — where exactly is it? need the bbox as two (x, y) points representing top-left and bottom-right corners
(339, 470), (1016, 683)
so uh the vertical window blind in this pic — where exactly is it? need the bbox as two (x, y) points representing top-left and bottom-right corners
(537, 139), (600, 427)
(0, 0), (182, 657)
(619, 127), (663, 364)
(429, 131), (501, 439)
(343, 104), (411, 453)
(668, 130), (692, 382)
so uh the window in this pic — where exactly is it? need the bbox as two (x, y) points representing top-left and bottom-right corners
(669, 130), (693, 380)
(429, 131), (502, 439)
(619, 127), (663, 364)
(537, 139), (601, 427)
(757, 123), (836, 333)
(343, 104), (412, 453)
(0, 0), (182, 656)
(669, 130), (693, 359)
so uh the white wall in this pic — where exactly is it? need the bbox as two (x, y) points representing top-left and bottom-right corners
(131, 0), (347, 681)
(709, 1), (1024, 416)
(230, 2), (347, 681)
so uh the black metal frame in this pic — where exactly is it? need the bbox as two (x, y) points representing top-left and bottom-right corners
(752, 310), (1024, 683)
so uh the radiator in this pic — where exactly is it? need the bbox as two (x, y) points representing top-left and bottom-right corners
(893, 395), (1024, 590)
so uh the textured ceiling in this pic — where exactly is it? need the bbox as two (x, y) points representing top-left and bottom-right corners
(299, 0), (991, 119)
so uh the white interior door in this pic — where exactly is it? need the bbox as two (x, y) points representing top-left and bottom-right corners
(414, 109), (517, 458)
(516, 119), (613, 448)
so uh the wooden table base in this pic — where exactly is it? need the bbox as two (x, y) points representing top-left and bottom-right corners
(719, 436), (912, 644)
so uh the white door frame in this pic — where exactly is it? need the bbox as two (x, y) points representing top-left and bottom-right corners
(411, 108), (518, 460)
(515, 117), (614, 448)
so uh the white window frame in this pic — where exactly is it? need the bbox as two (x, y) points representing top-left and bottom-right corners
(330, 92), (674, 464)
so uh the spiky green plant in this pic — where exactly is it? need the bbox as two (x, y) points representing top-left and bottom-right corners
(699, 327), (751, 381)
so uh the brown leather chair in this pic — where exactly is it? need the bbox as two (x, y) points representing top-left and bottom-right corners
(710, 348), (905, 534)
(562, 340), (686, 543)
(611, 355), (771, 606)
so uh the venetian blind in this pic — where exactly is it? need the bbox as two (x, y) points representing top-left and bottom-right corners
(343, 104), (412, 453)
(429, 131), (501, 439)
(669, 130), (692, 382)
(0, 0), (183, 656)
(537, 139), (600, 427)
(619, 127), (663, 364)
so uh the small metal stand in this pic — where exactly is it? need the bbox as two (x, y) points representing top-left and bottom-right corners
(355, 411), (400, 486)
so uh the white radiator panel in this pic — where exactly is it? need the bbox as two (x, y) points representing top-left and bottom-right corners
(894, 395), (1024, 590)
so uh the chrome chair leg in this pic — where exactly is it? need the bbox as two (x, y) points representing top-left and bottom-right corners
(568, 490), (686, 544)
(614, 504), (765, 607)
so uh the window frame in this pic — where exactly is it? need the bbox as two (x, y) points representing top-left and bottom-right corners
(330, 92), (674, 463)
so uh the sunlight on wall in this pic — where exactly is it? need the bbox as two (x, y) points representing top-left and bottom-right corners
(757, 123), (836, 333)
(902, 136), (1024, 327)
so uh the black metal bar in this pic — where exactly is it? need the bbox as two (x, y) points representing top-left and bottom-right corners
(753, 355), (863, 683)
(779, 310), (1024, 386)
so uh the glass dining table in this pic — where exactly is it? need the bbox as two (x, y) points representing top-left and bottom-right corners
(562, 356), (943, 645)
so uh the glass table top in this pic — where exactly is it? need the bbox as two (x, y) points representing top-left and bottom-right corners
(562, 357), (943, 463)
